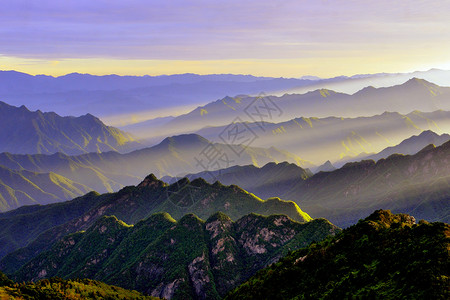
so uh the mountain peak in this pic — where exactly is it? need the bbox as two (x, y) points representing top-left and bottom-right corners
(418, 143), (436, 153)
(159, 134), (209, 147)
(403, 77), (438, 88)
(137, 174), (165, 188)
(363, 209), (416, 229)
(417, 130), (439, 138)
(314, 160), (336, 173)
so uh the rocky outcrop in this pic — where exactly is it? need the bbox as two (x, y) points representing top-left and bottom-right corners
(11, 212), (340, 300)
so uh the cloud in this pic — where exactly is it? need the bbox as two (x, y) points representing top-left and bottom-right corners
(1, 0), (449, 61)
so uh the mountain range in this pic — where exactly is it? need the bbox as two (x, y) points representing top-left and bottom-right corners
(10, 212), (338, 299)
(363, 130), (450, 162)
(225, 210), (450, 299)
(0, 133), (307, 212)
(146, 78), (450, 143)
(0, 101), (139, 155)
(162, 161), (312, 201)
(163, 138), (450, 228)
(0, 68), (448, 300)
(194, 108), (450, 165)
(3, 70), (449, 126)
(0, 174), (311, 266)
(0, 71), (317, 121)
(285, 140), (450, 227)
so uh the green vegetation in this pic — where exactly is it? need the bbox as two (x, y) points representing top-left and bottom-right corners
(0, 271), (157, 299)
(225, 210), (450, 299)
(0, 191), (104, 262)
(10, 212), (339, 299)
(0, 175), (311, 270)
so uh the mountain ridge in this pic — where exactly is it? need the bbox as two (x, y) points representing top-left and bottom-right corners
(0, 173), (313, 268)
(9, 211), (339, 299)
(0, 100), (139, 155)
(225, 210), (449, 299)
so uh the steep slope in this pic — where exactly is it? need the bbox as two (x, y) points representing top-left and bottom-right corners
(0, 175), (311, 269)
(285, 140), (450, 227)
(196, 109), (450, 164)
(12, 212), (340, 299)
(0, 101), (139, 155)
(0, 134), (307, 211)
(163, 161), (312, 200)
(0, 165), (91, 211)
(364, 130), (450, 162)
(226, 210), (449, 300)
(0, 191), (104, 260)
(0, 271), (157, 299)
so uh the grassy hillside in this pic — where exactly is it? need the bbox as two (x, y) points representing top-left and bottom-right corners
(225, 210), (450, 299)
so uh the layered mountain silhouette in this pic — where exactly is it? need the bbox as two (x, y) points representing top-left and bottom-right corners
(0, 134), (307, 211)
(163, 139), (450, 228)
(4, 70), (449, 123)
(0, 175), (312, 266)
(0, 165), (91, 211)
(0, 101), (139, 155)
(226, 210), (449, 299)
(162, 161), (312, 201)
(0, 71), (318, 119)
(362, 130), (450, 162)
(9, 212), (338, 299)
(285, 140), (450, 227)
(313, 160), (336, 173)
(195, 110), (450, 164)
(160, 79), (450, 140)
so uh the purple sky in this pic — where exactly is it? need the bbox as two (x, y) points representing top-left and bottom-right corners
(1, 0), (449, 76)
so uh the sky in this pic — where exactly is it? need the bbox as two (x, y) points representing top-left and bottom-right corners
(1, 0), (449, 77)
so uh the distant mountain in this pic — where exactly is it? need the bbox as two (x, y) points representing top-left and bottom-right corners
(160, 78), (450, 139)
(0, 71), (318, 121)
(284, 141), (450, 227)
(313, 160), (336, 173)
(0, 174), (312, 267)
(0, 272), (157, 299)
(10, 212), (338, 299)
(162, 161), (312, 200)
(195, 109), (450, 164)
(0, 101), (139, 155)
(363, 130), (450, 162)
(160, 140), (450, 228)
(226, 210), (450, 299)
(0, 165), (91, 211)
(285, 68), (450, 95)
(0, 134), (307, 211)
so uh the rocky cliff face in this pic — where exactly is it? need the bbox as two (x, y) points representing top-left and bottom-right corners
(226, 210), (450, 300)
(13, 212), (340, 299)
